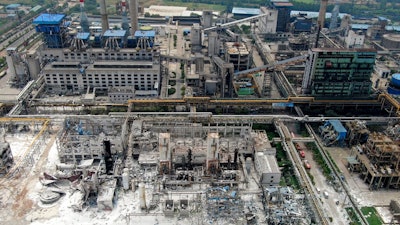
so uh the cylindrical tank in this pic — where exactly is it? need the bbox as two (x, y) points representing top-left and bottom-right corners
(390, 74), (400, 88)
(122, 168), (130, 190)
(388, 73), (400, 95)
(139, 182), (147, 209)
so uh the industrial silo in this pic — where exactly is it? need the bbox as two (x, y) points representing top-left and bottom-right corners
(388, 73), (400, 95)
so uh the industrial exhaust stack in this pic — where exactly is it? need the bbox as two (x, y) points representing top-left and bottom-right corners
(315, 0), (328, 48)
(129, 0), (138, 34)
(100, 0), (109, 34)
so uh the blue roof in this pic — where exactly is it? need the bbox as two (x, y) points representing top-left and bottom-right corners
(134, 30), (156, 38)
(327, 120), (347, 136)
(76, 32), (90, 40)
(232, 7), (260, 15)
(33, 13), (65, 25)
(351, 24), (370, 30)
(103, 30), (127, 37)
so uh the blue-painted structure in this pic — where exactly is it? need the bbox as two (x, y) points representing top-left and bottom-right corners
(321, 120), (347, 143)
(134, 30), (155, 48)
(388, 74), (400, 95)
(33, 13), (68, 48)
(77, 32), (90, 40)
(391, 74), (400, 88)
(103, 30), (127, 48)
(134, 30), (156, 38)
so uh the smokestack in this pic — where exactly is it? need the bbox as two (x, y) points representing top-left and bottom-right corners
(317, 0), (328, 29)
(315, 0), (328, 48)
(129, 0), (138, 34)
(100, 0), (109, 33)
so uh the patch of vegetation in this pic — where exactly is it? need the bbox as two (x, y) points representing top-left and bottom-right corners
(180, 62), (185, 79)
(163, 0), (226, 11)
(68, 0), (99, 14)
(240, 24), (251, 34)
(180, 86), (186, 96)
(346, 207), (362, 225)
(361, 207), (383, 225)
(168, 80), (176, 86)
(168, 87), (176, 95)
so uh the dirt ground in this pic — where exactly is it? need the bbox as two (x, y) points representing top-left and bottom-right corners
(327, 146), (400, 224)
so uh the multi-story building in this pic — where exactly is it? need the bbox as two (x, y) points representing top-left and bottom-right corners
(258, 7), (278, 34)
(33, 13), (161, 96)
(270, 0), (293, 32)
(302, 48), (376, 97)
(345, 30), (365, 48)
(224, 42), (249, 72)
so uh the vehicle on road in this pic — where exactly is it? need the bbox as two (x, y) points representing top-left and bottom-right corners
(303, 160), (311, 169)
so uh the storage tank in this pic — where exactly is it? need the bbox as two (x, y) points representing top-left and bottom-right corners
(388, 73), (400, 95)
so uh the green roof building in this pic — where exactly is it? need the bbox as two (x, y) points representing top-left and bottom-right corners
(301, 48), (376, 97)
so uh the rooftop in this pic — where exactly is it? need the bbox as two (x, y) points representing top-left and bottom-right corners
(103, 30), (127, 37)
(232, 7), (260, 15)
(134, 30), (156, 38)
(272, 1), (293, 7)
(33, 13), (65, 25)
(312, 47), (377, 53)
(6, 3), (21, 8)
(76, 32), (90, 40)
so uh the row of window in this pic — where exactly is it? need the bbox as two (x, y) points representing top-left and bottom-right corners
(46, 73), (158, 79)
(62, 52), (154, 60)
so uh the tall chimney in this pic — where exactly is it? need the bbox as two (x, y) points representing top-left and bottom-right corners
(315, 0), (328, 48)
(100, 0), (109, 33)
(317, 0), (328, 29)
(129, 0), (138, 34)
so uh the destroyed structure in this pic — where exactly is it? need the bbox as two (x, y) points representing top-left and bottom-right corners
(37, 116), (312, 224)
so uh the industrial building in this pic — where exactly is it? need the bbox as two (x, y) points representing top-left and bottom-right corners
(270, 0), (293, 32)
(31, 0), (161, 97)
(319, 120), (347, 146)
(345, 30), (365, 48)
(224, 42), (250, 72)
(34, 114), (318, 224)
(351, 131), (400, 190)
(301, 48), (377, 97)
(2, 0), (400, 224)
(382, 34), (400, 50)
(258, 7), (278, 34)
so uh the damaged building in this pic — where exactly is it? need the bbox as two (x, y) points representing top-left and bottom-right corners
(36, 115), (317, 223)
